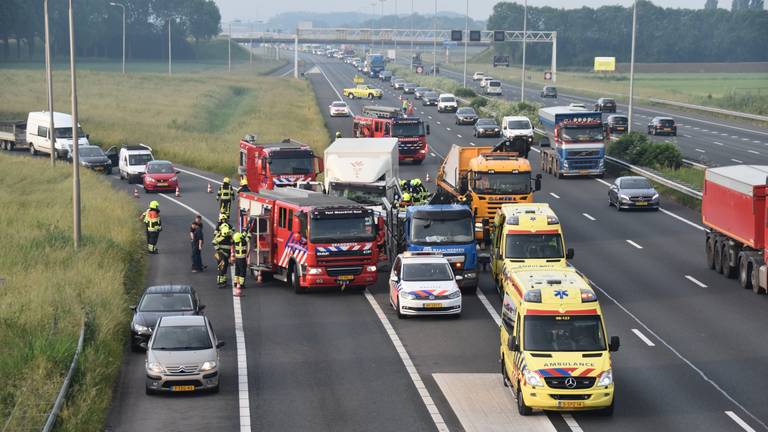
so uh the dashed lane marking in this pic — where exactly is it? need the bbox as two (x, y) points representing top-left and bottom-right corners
(582, 213), (596, 221)
(713, 141), (724, 146)
(695, 148), (705, 153)
(685, 275), (708, 288)
(561, 414), (583, 432)
(430, 152), (437, 157)
(732, 158), (744, 163)
(626, 240), (643, 249)
(437, 121), (442, 125)
(457, 134), (462, 138)
(748, 150), (760, 154)
(445, 127), (451, 131)
(470, 142), (476, 146)
(659, 209), (706, 231)
(726, 411), (757, 432)
(549, 192), (560, 199)
(631, 329), (655, 347)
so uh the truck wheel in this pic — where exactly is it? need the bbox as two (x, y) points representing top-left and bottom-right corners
(501, 357), (509, 387)
(713, 242), (724, 274)
(722, 246), (736, 279)
(751, 262), (762, 294)
(705, 237), (716, 269)
(739, 256), (752, 290)
(290, 264), (305, 294)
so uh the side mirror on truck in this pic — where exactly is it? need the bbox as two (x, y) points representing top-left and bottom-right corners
(315, 156), (324, 174)
(534, 174), (542, 192)
(426, 125), (431, 135)
(508, 336), (520, 352)
(608, 336), (620, 352)
(566, 248), (574, 259)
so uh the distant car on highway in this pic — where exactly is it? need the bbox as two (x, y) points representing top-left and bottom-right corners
(143, 315), (224, 394)
(421, 91), (440, 106)
(392, 79), (406, 90)
(130, 285), (204, 352)
(119, 144), (154, 183)
(479, 76), (495, 88)
(540, 86), (558, 98)
(474, 118), (501, 138)
(143, 160), (179, 193)
(647, 117), (677, 136)
(343, 84), (383, 99)
(608, 176), (660, 210)
(379, 70), (393, 81)
(594, 98), (617, 113)
(68, 145), (112, 174)
(455, 107), (478, 125)
(437, 93), (458, 113)
(484, 80), (503, 96)
(414, 87), (431, 99)
(606, 115), (628, 135)
(403, 83), (418, 94)
(568, 103), (588, 110)
(329, 101), (351, 117)
(388, 252), (462, 318)
(472, 71), (486, 81)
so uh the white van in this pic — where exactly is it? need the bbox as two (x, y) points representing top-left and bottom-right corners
(484, 80), (503, 95)
(118, 144), (155, 183)
(26, 111), (89, 158)
(501, 115), (534, 140)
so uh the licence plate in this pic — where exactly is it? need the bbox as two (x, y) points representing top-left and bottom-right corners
(94, 166), (104, 171)
(579, 170), (589, 174)
(157, 182), (167, 186)
(337, 275), (354, 281)
(636, 201), (648, 206)
(425, 303), (443, 309)
(557, 401), (585, 408)
(171, 385), (195, 392)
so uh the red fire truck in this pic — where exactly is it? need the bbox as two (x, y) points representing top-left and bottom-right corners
(238, 135), (324, 193)
(352, 106), (430, 164)
(238, 187), (380, 292)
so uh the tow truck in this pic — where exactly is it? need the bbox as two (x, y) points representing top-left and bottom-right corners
(352, 105), (430, 164)
(343, 76), (384, 99)
(238, 135), (323, 193)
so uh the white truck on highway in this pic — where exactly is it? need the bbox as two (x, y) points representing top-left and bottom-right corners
(323, 137), (400, 214)
(501, 115), (534, 141)
(1, 111), (90, 158)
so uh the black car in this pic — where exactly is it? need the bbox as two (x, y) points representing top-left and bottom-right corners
(647, 117), (677, 136)
(414, 87), (432, 99)
(606, 115), (629, 135)
(455, 107), (478, 125)
(608, 176), (660, 210)
(403, 83), (418, 94)
(130, 285), (204, 351)
(541, 86), (558, 98)
(594, 98), (617, 113)
(422, 91), (439, 106)
(68, 145), (112, 174)
(379, 70), (393, 81)
(473, 118), (501, 138)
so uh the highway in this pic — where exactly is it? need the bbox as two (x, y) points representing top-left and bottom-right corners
(395, 58), (768, 168)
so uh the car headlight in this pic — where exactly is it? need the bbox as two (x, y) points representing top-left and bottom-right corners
(200, 361), (217, 372)
(133, 323), (151, 334)
(523, 369), (544, 387)
(170, 176), (177, 182)
(147, 362), (165, 374)
(366, 265), (377, 272)
(597, 369), (613, 387)
(145, 176), (156, 183)
(400, 291), (417, 300)
(447, 290), (461, 299)
(652, 193), (659, 200)
(619, 194), (630, 201)
(306, 267), (323, 275)
(463, 272), (477, 279)
(562, 161), (569, 168)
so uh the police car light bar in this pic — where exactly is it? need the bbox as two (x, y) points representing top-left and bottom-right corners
(403, 251), (444, 258)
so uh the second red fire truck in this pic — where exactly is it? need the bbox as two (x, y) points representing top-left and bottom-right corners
(238, 135), (324, 192)
(352, 106), (430, 164)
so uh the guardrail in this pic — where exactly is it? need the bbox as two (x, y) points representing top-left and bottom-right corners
(647, 98), (768, 123)
(605, 156), (703, 200)
(42, 319), (86, 432)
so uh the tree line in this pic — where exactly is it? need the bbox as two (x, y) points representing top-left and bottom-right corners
(0, 0), (221, 61)
(486, 0), (768, 67)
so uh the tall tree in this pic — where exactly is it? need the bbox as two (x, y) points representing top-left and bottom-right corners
(705, 0), (718, 9)
(750, 0), (764, 9)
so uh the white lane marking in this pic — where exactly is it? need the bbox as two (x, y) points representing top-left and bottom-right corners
(549, 192), (560, 199)
(754, 140), (762, 144)
(626, 240), (643, 249)
(659, 208), (706, 231)
(721, 133), (728, 136)
(586, 278), (768, 432)
(445, 127), (451, 131)
(582, 213), (596, 221)
(714, 141), (724, 146)
(430, 152), (437, 157)
(732, 158), (744, 163)
(530, 147), (540, 153)
(437, 121), (441, 125)
(685, 275), (708, 288)
(457, 134), (462, 138)
(561, 413), (584, 432)
(314, 63), (356, 116)
(477, 290), (501, 326)
(595, 178), (612, 187)
(695, 148), (705, 153)
(156, 194), (252, 432)
(726, 411), (758, 432)
(742, 138), (750, 141)
(631, 329), (655, 347)
(177, 168), (223, 185)
(748, 150), (760, 154)
(428, 115), (433, 119)
(279, 67), (294, 77)
(701, 129), (709, 132)
(420, 111), (425, 114)
(363, 291), (449, 432)
(470, 142), (476, 146)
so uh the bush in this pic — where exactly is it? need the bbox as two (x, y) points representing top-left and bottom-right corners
(608, 132), (682, 169)
(455, 87), (477, 98)
(470, 97), (488, 110)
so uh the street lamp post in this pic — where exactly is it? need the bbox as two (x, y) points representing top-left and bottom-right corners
(462, 0), (468, 87)
(228, 22), (232, 73)
(628, 0), (637, 133)
(521, 0), (527, 102)
(379, 0), (386, 49)
(433, 0), (437, 77)
(371, 2), (377, 53)
(109, 2), (125, 74)
(393, 0), (398, 59)
(168, 18), (172, 76)
(68, 0), (81, 249)
(43, 0), (55, 166)
(410, 0), (414, 68)
(250, 22), (254, 65)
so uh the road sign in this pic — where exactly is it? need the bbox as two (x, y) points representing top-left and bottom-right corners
(416, 65), (424, 74)
(544, 71), (552, 80)
(594, 57), (616, 72)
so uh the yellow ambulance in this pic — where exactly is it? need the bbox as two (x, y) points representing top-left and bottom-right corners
(499, 267), (620, 416)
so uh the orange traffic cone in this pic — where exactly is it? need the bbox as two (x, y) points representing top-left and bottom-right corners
(256, 271), (263, 284)
(425, 173), (431, 182)
(233, 283), (243, 297)
(133, 188), (139, 198)
(175, 186), (181, 197)
(207, 183), (213, 193)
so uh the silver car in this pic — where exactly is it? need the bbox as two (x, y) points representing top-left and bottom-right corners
(608, 176), (660, 210)
(143, 315), (224, 394)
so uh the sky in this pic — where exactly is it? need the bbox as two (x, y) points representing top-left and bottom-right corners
(213, 0), (724, 22)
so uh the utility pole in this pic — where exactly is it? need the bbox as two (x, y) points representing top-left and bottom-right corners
(521, 0), (527, 102)
(109, 2), (125, 74)
(228, 22), (232, 73)
(379, 0), (386, 49)
(250, 22), (254, 65)
(168, 18), (172, 76)
(68, 0), (81, 249)
(394, 0), (398, 59)
(433, 0), (437, 77)
(44, 0), (55, 166)
(462, 0), (468, 87)
(628, 0), (637, 133)
(410, 0), (414, 68)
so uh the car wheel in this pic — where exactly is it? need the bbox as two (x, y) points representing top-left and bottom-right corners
(106, 167), (112, 175)
(209, 384), (220, 394)
(145, 385), (156, 395)
(396, 298), (405, 319)
(615, 199), (622, 211)
(517, 386), (533, 416)
(29, 145), (37, 156)
(608, 197), (613, 207)
(368, 93), (374, 99)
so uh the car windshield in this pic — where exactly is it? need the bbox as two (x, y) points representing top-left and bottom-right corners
(620, 178), (652, 189)
(507, 120), (531, 129)
(410, 216), (473, 245)
(610, 117), (628, 125)
(657, 119), (675, 127)
(473, 172), (531, 195)
(329, 183), (386, 206)
(401, 262), (454, 281)
(139, 293), (194, 312)
(310, 215), (376, 243)
(602, 99), (615, 104)
(477, 119), (497, 126)
(331, 102), (347, 107)
(152, 325), (212, 350)
(128, 154), (153, 166)
(524, 315), (606, 352)
(268, 156), (314, 175)
(440, 97), (456, 103)
(545, 87), (556, 93)
(457, 108), (475, 115)
(416, 87), (430, 92)
(489, 81), (501, 87)
(504, 233), (564, 259)
(560, 127), (604, 142)
(146, 163), (174, 174)
(79, 147), (104, 158)
(393, 122), (425, 137)
(55, 127), (86, 139)
(406, 83), (417, 88)
(424, 92), (438, 98)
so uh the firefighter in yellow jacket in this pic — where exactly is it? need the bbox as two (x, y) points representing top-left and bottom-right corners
(232, 231), (250, 290)
(212, 223), (233, 288)
(217, 177), (234, 219)
(139, 200), (162, 254)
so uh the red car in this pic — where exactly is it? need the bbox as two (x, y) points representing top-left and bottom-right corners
(143, 160), (179, 192)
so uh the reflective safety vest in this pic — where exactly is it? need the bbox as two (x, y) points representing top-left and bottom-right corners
(213, 232), (232, 251)
(233, 239), (248, 258)
(218, 184), (233, 201)
(144, 209), (161, 232)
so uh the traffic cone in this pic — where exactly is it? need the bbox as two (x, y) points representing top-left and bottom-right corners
(133, 188), (139, 198)
(175, 186), (181, 197)
(207, 183), (213, 193)
(256, 271), (263, 284)
(233, 283), (243, 297)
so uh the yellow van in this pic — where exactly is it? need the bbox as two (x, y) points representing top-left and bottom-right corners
(499, 267), (620, 416)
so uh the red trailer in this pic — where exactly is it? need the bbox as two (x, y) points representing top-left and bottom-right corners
(703, 165), (768, 293)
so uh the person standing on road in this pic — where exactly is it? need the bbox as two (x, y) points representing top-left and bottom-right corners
(232, 231), (249, 290)
(335, 131), (342, 139)
(212, 223), (233, 288)
(401, 97), (408, 113)
(190, 215), (205, 272)
(217, 177), (234, 219)
(239, 176), (250, 194)
(139, 200), (162, 254)
(214, 212), (231, 238)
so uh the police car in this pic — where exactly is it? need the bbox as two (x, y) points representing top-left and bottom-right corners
(388, 252), (462, 318)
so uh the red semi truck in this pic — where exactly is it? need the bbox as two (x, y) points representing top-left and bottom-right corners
(238, 135), (323, 193)
(238, 187), (380, 292)
(703, 165), (768, 293)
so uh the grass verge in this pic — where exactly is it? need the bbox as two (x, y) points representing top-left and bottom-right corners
(0, 153), (144, 431)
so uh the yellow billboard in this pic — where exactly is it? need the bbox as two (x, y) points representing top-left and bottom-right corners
(594, 57), (616, 72)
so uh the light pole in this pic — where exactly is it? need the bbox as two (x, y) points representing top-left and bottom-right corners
(68, 0), (81, 249)
(379, 0), (386, 49)
(393, 0), (398, 59)
(168, 18), (172, 76)
(109, 2), (125, 74)
(250, 22), (254, 65)
(371, 2), (377, 53)
(410, 0), (414, 67)
(433, 0), (437, 77)
(44, 0), (55, 166)
(462, 0), (468, 87)
(228, 22), (232, 73)
(520, 0), (528, 102)
(628, 0), (637, 133)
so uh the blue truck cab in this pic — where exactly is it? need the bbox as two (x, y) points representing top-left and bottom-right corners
(366, 53), (386, 78)
(402, 204), (478, 291)
(538, 107), (606, 177)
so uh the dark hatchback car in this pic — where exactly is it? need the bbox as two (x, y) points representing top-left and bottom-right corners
(608, 176), (660, 210)
(403, 83), (418, 94)
(130, 285), (205, 351)
(594, 98), (617, 113)
(540, 86), (558, 98)
(455, 107), (478, 125)
(648, 117), (677, 136)
(414, 87), (432, 99)
(68, 145), (112, 174)
(422, 91), (440, 106)
(606, 115), (629, 135)
(473, 118), (501, 138)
